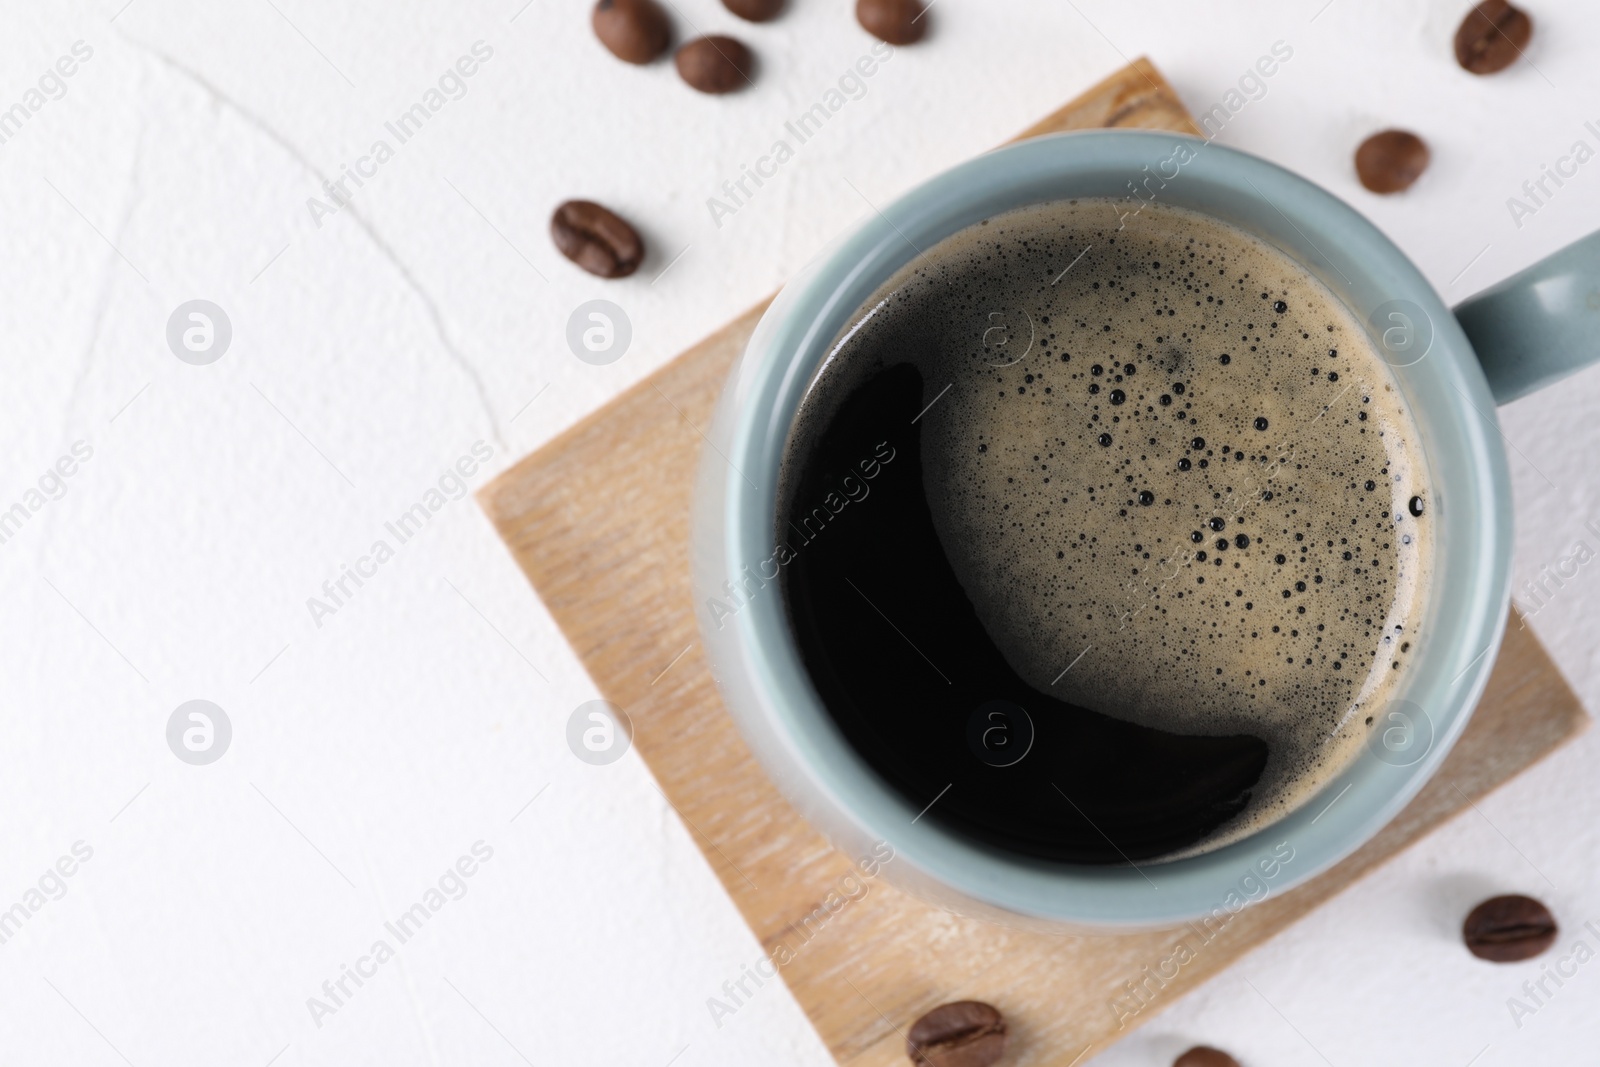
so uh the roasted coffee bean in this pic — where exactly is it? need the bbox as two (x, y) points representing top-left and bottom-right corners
(1463, 894), (1559, 962)
(550, 200), (645, 278)
(722, 0), (784, 21)
(906, 1001), (1006, 1067)
(857, 0), (927, 45)
(1355, 130), (1430, 194)
(592, 0), (671, 64)
(675, 35), (754, 94)
(1174, 1048), (1240, 1067)
(1454, 0), (1533, 75)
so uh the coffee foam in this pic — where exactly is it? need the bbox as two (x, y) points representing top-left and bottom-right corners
(795, 199), (1432, 856)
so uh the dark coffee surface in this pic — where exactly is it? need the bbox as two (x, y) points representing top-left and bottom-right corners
(780, 361), (1269, 862)
(777, 200), (1430, 864)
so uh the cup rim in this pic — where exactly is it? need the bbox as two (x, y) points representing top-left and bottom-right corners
(697, 130), (1512, 928)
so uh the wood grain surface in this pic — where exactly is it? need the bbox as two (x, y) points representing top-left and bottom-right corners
(479, 59), (1588, 1066)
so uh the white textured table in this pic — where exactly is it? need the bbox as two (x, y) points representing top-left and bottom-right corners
(2, 2), (1597, 1065)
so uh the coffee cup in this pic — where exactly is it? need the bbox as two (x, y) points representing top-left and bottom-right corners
(692, 130), (1599, 929)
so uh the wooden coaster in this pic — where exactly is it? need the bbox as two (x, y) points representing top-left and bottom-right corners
(480, 59), (1588, 1066)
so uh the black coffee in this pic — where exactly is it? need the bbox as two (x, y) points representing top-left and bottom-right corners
(776, 200), (1431, 864)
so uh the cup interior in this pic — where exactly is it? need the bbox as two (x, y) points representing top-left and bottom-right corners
(698, 130), (1512, 928)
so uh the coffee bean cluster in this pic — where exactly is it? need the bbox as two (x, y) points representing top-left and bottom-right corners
(1354, 0), (1535, 194)
(902, 1000), (1248, 1067)
(902, 898), (1559, 1062)
(564, 0), (929, 276)
(592, 0), (758, 93)
(590, 0), (927, 91)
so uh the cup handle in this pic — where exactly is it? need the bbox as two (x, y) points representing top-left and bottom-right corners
(1454, 231), (1600, 405)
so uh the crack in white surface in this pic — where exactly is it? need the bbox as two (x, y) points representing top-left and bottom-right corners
(120, 34), (508, 452)
(60, 123), (146, 430)
(39, 76), (152, 573)
(355, 850), (447, 1067)
(59, 59), (151, 418)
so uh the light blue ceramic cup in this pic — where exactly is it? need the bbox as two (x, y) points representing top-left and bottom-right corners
(692, 130), (1600, 930)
